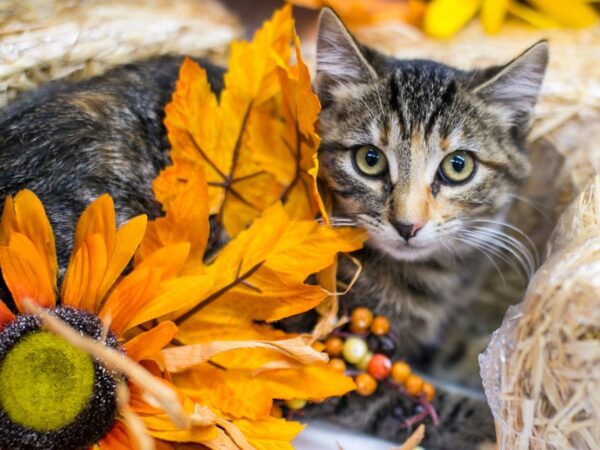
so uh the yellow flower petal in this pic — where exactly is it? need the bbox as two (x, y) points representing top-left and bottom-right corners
(506, 1), (563, 28)
(528, 0), (597, 28)
(424, 0), (480, 38)
(481, 0), (509, 34)
(0, 233), (55, 311)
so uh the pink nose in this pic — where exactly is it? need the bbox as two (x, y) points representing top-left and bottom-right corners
(392, 221), (423, 241)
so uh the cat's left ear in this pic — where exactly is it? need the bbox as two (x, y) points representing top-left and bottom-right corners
(472, 40), (549, 132)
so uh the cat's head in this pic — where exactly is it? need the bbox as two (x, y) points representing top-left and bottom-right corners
(316, 8), (548, 262)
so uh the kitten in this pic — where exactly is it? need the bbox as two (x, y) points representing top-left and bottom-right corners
(0, 8), (548, 450)
(310, 9), (547, 449)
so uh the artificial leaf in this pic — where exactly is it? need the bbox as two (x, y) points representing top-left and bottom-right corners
(165, 6), (294, 237)
(233, 417), (305, 450)
(174, 361), (355, 420)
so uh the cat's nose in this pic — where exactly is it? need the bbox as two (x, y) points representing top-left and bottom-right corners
(392, 221), (423, 241)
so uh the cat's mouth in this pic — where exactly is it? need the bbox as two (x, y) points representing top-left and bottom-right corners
(368, 236), (442, 262)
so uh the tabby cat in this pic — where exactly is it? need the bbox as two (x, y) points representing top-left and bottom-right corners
(0, 8), (548, 450)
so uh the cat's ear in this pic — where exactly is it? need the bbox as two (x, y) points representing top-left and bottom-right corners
(316, 8), (377, 98)
(472, 40), (549, 132)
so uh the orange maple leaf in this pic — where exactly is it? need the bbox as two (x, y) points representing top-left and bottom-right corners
(142, 5), (368, 446)
(164, 5), (330, 238)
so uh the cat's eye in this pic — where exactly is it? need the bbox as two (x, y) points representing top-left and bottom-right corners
(438, 150), (476, 184)
(353, 145), (388, 177)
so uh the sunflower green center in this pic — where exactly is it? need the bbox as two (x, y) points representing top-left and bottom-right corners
(0, 331), (95, 431)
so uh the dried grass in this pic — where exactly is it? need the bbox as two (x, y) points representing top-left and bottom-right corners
(0, 0), (241, 107)
(480, 177), (600, 449)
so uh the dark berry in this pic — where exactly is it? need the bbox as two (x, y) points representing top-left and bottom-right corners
(378, 335), (396, 357)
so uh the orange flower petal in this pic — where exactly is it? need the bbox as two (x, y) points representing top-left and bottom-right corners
(0, 233), (55, 311)
(98, 214), (148, 302)
(99, 267), (162, 335)
(97, 421), (133, 450)
(72, 194), (116, 255)
(0, 191), (58, 293)
(0, 300), (15, 329)
(124, 321), (178, 362)
(0, 195), (17, 246)
(61, 233), (107, 311)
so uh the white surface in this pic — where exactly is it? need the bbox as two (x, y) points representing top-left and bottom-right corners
(293, 420), (396, 450)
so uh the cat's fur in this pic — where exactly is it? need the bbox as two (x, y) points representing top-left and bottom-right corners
(0, 8), (548, 450)
(308, 10), (547, 449)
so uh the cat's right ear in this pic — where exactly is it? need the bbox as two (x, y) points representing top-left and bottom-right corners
(316, 8), (377, 99)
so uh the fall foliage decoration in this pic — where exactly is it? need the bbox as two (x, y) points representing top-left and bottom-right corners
(278, 305), (437, 431)
(0, 190), (214, 450)
(424, 0), (598, 38)
(1, 5), (369, 450)
(288, 0), (426, 29)
(164, 5), (328, 238)
(289, 0), (598, 38)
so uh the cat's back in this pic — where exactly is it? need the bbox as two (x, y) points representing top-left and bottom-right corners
(0, 55), (224, 265)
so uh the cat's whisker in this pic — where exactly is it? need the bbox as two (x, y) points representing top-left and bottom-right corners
(316, 216), (359, 227)
(467, 218), (539, 266)
(459, 229), (528, 283)
(507, 193), (551, 223)
(450, 235), (507, 287)
(467, 226), (536, 277)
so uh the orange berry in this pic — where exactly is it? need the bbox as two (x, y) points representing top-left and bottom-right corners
(367, 353), (392, 380)
(422, 382), (436, 401)
(270, 404), (283, 418)
(404, 374), (424, 396)
(391, 361), (411, 383)
(350, 307), (373, 334)
(329, 358), (347, 373)
(370, 316), (390, 335)
(355, 373), (377, 396)
(324, 336), (343, 357)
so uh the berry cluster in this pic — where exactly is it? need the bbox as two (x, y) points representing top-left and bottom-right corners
(279, 307), (439, 428)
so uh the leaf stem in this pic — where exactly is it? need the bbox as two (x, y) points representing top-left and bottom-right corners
(174, 260), (265, 325)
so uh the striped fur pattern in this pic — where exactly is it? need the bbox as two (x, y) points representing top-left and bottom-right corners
(313, 9), (548, 448)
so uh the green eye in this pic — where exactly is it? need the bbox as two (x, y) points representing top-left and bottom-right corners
(353, 146), (388, 177)
(438, 150), (476, 184)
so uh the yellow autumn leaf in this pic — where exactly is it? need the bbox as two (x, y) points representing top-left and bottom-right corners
(174, 361), (355, 420)
(233, 417), (305, 450)
(164, 6), (294, 237)
(136, 161), (210, 267)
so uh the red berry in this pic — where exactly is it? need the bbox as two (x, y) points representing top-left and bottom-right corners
(367, 353), (392, 380)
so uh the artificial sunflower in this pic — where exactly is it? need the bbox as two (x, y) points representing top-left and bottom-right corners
(0, 190), (215, 450)
(424, 0), (598, 38)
